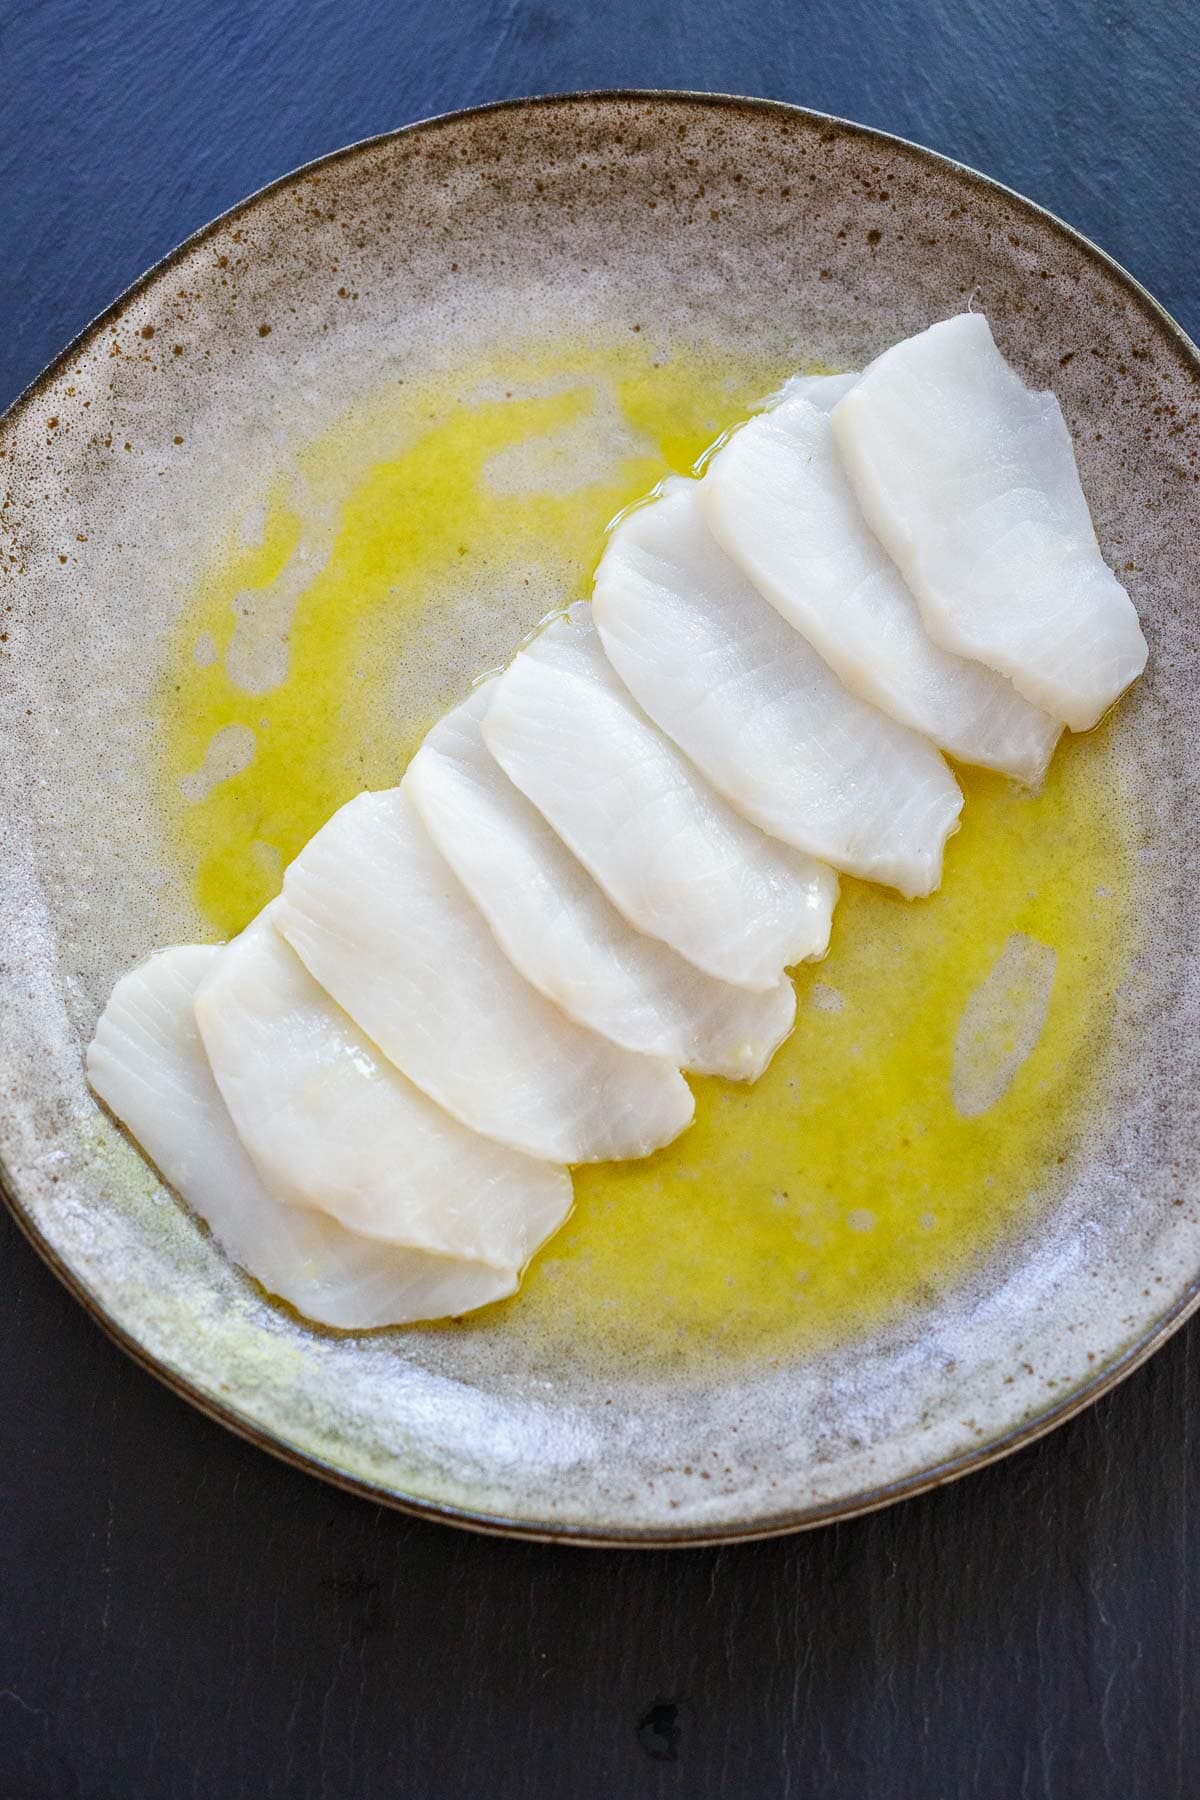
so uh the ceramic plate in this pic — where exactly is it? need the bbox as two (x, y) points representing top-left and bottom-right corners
(2, 93), (1198, 1545)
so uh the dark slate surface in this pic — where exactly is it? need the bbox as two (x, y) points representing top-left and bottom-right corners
(2, 4), (1198, 1795)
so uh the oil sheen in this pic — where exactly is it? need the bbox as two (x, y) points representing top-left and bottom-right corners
(153, 333), (1138, 1367)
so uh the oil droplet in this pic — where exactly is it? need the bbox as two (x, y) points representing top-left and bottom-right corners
(810, 981), (845, 1014)
(952, 932), (1057, 1119)
(177, 722), (256, 804)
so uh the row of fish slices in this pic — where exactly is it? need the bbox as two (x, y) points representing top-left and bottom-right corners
(87, 311), (1148, 1330)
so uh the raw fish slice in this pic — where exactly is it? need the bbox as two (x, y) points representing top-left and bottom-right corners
(592, 491), (962, 897)
(405, 685), (795, 1079)
(86, 947), (525, 1328)
(830, 312), (1148, 731)
(701, 376), (1061, 782)
(482, 605), (839, 984)
(276, 787), (693, 1163)
(194, 907), (573, 1259)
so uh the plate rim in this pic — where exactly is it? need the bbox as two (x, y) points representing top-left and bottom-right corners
(4, 87), (1198, 1548)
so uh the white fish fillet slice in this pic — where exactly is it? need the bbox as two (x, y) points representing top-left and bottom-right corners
(85, 947), (529, 1328)
(275, 786), (693, 1163)
(405, 684), (796, 1079)
(830, 312), (1148, 731)
(193, 906), (573, 1259)
(701, 373), (1061, 782)
(591, 487), (963, 897)
(482, 605), (839, 985)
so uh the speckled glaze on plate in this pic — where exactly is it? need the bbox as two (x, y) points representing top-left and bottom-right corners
(2, 92), (1198, 1545)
